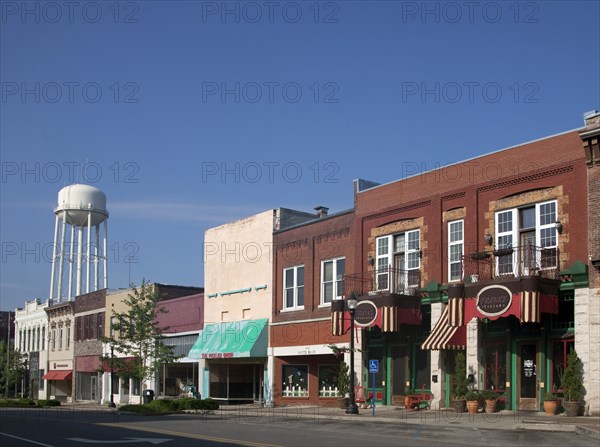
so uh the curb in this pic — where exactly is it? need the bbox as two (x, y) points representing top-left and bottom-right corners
(575, 425), (600, 440)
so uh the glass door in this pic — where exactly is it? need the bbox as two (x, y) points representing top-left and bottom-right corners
(518, 342), (538, 410)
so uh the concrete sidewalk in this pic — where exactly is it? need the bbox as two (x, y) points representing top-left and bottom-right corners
(213, 403), (600, 440)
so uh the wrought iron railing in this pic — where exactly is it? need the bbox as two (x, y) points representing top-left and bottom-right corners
(343, 267), (421, 297)
(461, 244), (559, 283)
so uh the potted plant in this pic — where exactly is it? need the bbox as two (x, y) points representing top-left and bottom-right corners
(470, 251), (491, 260)
(493, 247), (513, 257)
(336, 360), (350, 409)
(561, 350), (583, 417)
(543, 392), (558, 416)
(450, 351), (469, 412)
(465, 390), (480, 414)
(481, 389), (497, 413)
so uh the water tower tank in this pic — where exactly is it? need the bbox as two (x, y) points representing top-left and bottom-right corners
(56, 184), (108, 226)
(49, 184), (109, 302)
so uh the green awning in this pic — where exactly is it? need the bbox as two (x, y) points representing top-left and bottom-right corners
(187, 318), (268, 359)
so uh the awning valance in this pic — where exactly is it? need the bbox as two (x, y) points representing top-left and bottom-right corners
(421, 306), (466, 351)
(188, 318), (268, 359)
(42, 370), (73, 380)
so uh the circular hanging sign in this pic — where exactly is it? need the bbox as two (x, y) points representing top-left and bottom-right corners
(354, 300), (378, 327)
(476, 285), (512, 317)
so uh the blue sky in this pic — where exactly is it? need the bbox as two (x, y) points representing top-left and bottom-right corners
(1, 0), (599, 311)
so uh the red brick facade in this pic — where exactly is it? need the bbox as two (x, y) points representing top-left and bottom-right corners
(354, 131), (588, 284)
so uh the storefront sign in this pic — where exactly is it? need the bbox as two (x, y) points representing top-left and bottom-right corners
(52, 360), (73, 370)
(476, 285), (512, 317)
(202, 353), (234, 359)
(354, 300), (378, 327)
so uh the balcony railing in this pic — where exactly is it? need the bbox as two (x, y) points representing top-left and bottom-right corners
(461, 244), (559, 283)
(343, 267), (421, 297)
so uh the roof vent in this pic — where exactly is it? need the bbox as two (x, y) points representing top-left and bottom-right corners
(314, 206), (329, 217)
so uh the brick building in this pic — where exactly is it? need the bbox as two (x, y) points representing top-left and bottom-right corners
(73, 288), (106, 402)
(331, 113), (598, 414)
(270, 208), (355, 405)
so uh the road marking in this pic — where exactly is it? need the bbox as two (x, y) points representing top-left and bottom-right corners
(99, 423), (284, 447)
(0, 432), (55, 447)
(67, 437), (171, 444)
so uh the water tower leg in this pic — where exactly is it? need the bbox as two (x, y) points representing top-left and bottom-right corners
(57, 211), (67, 303)
(49, 214), (59, 300)
(86, 209), (92, 294)
(68, 225), (75, 300)
(103, 220), (108, 289)
(94, 225), (99, 291)
(77, 226), (83, 297)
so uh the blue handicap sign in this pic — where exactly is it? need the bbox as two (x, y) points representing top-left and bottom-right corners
(369, 359), (379, 373)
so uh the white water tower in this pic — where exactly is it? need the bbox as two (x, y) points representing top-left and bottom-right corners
(49, 184), (109, 302)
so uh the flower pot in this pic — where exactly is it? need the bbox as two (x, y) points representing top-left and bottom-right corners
(563, 401), (580, 417)
(466, 400), (478, 415)
(338, 397), (349, 409)
(485, 399), (497, 414)
(543, 400), (558, 416)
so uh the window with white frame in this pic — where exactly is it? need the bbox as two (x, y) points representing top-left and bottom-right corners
(58, 327), (63, 350)
(376, 229), (420, 293)
(321, 257), (345, 305)
(495, 200), (558, 276)
(283, 265), (304, 310)
(448, 220), (464, 282)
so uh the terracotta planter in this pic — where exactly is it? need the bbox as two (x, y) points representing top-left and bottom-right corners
(466, 400), (478, 415)
(404, 395), (412, 410)
(543, 400), (558, 416)
(485, 399), (497, 414)
(563, 401), (580, 417)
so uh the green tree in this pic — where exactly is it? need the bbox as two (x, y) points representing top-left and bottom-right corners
(451, 351), (469, 400)
(0, 342), (26, 398)
(562, 349), (583, 402)
(101, 280), (181, 391)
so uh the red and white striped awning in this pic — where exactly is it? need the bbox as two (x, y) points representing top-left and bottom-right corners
(421, 305), (466, 351)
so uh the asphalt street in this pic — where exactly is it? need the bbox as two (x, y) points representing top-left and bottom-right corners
(0, 408), (598, 447)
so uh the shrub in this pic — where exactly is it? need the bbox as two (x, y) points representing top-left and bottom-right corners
(451, 351), (469, 400)
(119, 404), (163, 414)
(37, 399), (61, 407)
(0, 398), (36, 406)
(481, 390), (497, 401)
(465, 390), (480, 401)
(544, 392), (557, 401)
(562, 349), (583, 402)
(177, 398), (219, 411)
(146, 399), (178, 411)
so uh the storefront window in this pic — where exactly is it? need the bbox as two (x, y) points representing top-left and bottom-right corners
(131, 378), (141, 396)
(111, 374), (119, 395)
(282, 365), (308, 397)
(552, 339), (574, 392)
(318, 365), (339, 397)
(484, 342), (506, 391)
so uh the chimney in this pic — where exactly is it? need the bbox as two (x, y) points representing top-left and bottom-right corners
(314, 206), (329, 218)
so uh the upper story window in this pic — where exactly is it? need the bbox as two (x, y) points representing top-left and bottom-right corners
(321, 257), (345, 305)
(448, 220), (464, 282)
(495, 200), (558, 276)
(283, 265), (304, 310)
(376, 229), (420, 293)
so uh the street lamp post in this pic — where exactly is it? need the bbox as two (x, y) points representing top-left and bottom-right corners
(346, 294), (359, 415)
(108, 344), (115, 408)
